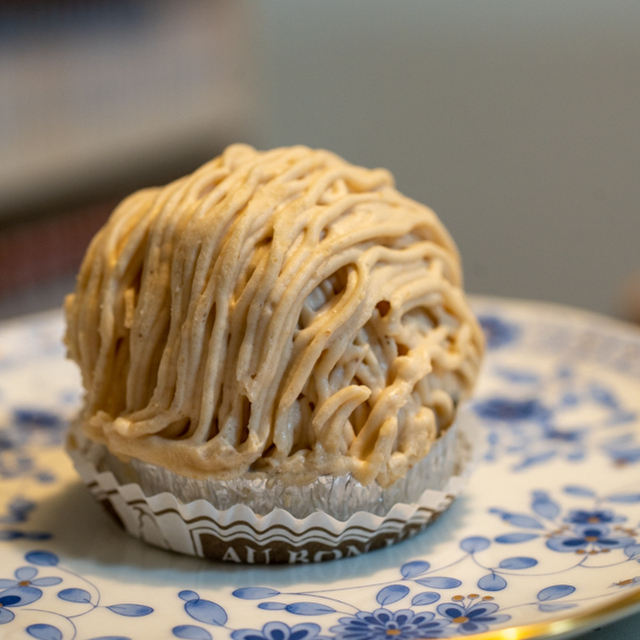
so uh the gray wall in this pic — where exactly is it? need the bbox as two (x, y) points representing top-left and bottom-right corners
(254, 1), (640, 316)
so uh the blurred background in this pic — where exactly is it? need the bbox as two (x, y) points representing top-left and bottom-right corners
(1, 0), (639, 322)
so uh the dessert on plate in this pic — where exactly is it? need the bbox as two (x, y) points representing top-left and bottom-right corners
(64, 144), (484, 563)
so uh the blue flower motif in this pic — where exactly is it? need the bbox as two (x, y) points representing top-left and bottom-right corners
(475, 398), (551, 423)
(541, 426), (583, 443)
(0, 433), (13, 452)
(0, 586), (43, 624)
(564, 510), (625, 525)
(231, 622), (329, 640)
(0, 497), (51, 541)
(0, 566), (61, 590)
(25, 551), (59, 566)
(0, 448), (34, 480)
(477, 316), (520, 349)
(13, 409), (62, 430)
(436, 597), (511, 635)
(0, 497), (36, 524)
(475, 391), (597, 469)
(0, 407), (65, 484)
(0, 593), (21, 624)
(330, 608), (449, 640)
(546, 523), (635, 554)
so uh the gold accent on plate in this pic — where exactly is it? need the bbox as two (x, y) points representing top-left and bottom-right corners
(437, 586), (640, 640)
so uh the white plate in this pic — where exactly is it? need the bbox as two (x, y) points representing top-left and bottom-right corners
(1, 298), (640, 640)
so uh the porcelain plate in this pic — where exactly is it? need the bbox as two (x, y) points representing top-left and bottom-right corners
(1, 298), (640, 640)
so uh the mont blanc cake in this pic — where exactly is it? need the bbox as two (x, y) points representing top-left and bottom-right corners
(65, 144), (484, 563)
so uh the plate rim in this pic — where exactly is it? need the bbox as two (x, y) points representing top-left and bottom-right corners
(2, 297), (640, 639)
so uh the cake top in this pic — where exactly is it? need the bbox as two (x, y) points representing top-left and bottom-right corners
(65, 144), (483, 487)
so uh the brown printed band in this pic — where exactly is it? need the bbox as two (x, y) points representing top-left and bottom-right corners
(93, 484), (453, 564)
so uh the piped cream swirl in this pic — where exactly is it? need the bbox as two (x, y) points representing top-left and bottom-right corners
(65, 144), (483, 487)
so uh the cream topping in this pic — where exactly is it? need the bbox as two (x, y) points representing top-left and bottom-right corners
(65, 144), (484, 487)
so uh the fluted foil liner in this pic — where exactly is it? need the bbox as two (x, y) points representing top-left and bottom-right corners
(66, 408), (478, 564)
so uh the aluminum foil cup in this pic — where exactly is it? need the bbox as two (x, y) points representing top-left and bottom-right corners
(66, 407), (478, 564)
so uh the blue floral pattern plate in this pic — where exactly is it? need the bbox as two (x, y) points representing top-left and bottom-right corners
(1, 297), (640, 640)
